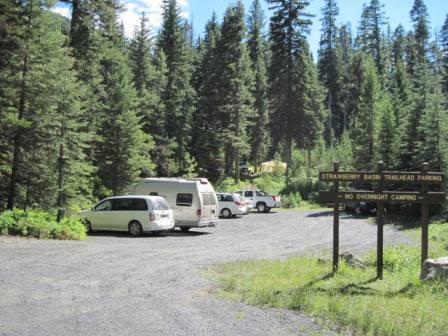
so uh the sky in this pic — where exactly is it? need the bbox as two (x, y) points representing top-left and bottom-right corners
(53, 0), (448, 58)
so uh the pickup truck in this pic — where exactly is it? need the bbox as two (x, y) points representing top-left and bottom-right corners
(236, 190), (281, 213)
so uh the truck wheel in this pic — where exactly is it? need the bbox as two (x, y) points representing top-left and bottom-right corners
(221, 208), (232, 218)
(129, 221), (143, 237)
(180, 227), (191, 232)
(264, 207), (271, 213)
(256, 202), (266, 213)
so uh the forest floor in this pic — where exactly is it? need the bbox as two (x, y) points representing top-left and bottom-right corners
(0, 210), (410, 336)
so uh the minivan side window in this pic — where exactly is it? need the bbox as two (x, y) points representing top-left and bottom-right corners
(222, 194), (233, 202)
(95, 200), (112, 211)
(130, 199), (148, 211)
(112, 199), (148, 211)
(176, 193), (193, 206)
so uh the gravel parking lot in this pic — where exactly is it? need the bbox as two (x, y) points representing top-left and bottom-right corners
(0, 210), (411, 336)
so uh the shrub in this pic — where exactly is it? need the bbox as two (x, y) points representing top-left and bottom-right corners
(253, 174), (286, 195)
(281, 193), (302, 208)
(0, 209), (86, 240)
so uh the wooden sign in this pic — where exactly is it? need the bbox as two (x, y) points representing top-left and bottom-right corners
(318, 162), (446, 280)
(319, 171), (444, 184)
(318, 191), (446, 204)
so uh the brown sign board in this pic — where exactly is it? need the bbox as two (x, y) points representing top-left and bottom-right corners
(318, 191), (446, 204)
(319, 171), (444, 184)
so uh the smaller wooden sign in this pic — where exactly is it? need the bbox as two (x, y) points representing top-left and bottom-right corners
(318, 191), (446, 204)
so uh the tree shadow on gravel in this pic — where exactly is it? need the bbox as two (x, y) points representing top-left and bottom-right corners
(88, 230), (211, 238)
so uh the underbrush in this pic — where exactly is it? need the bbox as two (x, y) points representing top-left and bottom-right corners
(214, 222), (448, 336)
(0, 209), (87, 240)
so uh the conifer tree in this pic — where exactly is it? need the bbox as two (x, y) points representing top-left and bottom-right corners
(417, 71), (448, 171)
(247, 0), (270, 170)
(351, 55), (380, 170)
(375, 93), (395, 168)
(191, 14), (224, 181)
(216, 1), (254, 181)
(267, 0), (313, 166)
(335, 24), (354, 133)
(94, 1), (155, 195)
(392, 24), (406, 65)
(410, 0), (430, 63)
(441, 14), (448, 95)
(356, 0), (386, 75)
(158, 0), (196, 175)
(129, 14), (174, 176)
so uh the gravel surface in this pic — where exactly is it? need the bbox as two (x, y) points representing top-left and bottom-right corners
(0, 210), (411, 336)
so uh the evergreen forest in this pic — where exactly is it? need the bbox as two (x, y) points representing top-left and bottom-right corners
(1, 0), (447, 215)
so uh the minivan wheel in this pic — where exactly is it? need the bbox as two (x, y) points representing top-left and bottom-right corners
(256, 203), (266, 213)
(129, 221), (143, 237)
(84, 219), (93, 233)
(221, 208), (232, 218)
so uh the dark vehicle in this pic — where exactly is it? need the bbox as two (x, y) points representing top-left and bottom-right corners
(343, 190), (376, 215)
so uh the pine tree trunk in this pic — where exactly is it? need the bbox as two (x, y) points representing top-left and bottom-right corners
(7, 54), (28, 210)
(234, 107), (240, 182)
(284, 136), (292, 174)
(57, 143), (64, 223)
(307, 148), (312, 180)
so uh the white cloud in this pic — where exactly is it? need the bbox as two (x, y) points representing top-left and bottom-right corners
(120, 0), (190, 37)
(51, 1), (190, 38)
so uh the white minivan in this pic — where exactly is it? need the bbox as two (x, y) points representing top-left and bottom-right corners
(82, 196), (174, 236)
(125, 178), (219, 232)
(217, 193), (248, 218)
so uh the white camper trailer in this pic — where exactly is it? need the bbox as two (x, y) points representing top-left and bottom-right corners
(125, 178), (219, 231)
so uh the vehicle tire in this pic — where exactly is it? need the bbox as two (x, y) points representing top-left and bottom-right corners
(83, 219), (92, 233)
(128, 221), (143, 237)
(256, 202), (266, 213)
(264, 207), (271, 213)
(221, 208), (232, 218)
(180, 227), (191, 232)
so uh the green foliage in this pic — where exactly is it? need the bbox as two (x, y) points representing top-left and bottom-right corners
(253, 174), (285, 195)
(0, 209), (86, 240)
(215, 177), (249, 193)
(280, 193), (302, 208)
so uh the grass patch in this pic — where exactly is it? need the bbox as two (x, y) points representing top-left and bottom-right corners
(213, 222), (448, 336)
(0, 209), (87, 240)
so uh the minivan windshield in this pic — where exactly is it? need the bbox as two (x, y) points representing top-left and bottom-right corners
(153, 197), (170, 210)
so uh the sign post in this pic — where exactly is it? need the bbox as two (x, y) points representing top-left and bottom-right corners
(421, 163), (429, 266)
(333, 161), (339, 273)
(318, 164), (445, 278)
(377, 161), (384, 279)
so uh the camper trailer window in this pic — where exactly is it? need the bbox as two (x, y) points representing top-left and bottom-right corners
(202, 193), (210, 205)
(209, 193), (217, 205)
(176, 193), (193, 206)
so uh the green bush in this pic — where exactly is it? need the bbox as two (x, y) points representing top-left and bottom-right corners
(253, 174), (286, 195)
(215, 177), (249, 192)
(364, 245), (420, 272)
(0, 209), (86, 240)
(281, 193), (302, 208)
